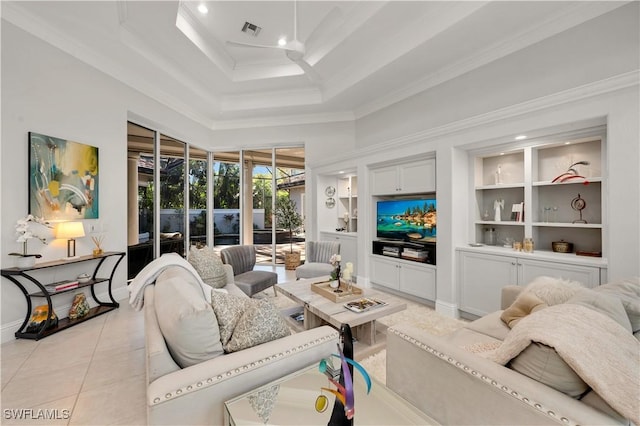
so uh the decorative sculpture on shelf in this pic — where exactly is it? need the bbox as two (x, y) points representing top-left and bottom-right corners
(69, 293), (90, 320)
(26, 305), (58, 333)
(571, 193), (588, 224)
(494, 199), (504, 222)
(552, 160), (590, 184)
(315, 325), (371, 423)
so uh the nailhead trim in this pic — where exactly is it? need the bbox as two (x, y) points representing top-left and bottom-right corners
(389, 328), (580, 426)
(150, 331), (339, 406)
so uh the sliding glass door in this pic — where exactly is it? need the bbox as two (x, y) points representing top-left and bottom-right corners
(128, 120), (305, 276)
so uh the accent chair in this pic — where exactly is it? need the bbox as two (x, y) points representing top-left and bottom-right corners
(295, 240), (340, 279)
(220, 245), (278, 297)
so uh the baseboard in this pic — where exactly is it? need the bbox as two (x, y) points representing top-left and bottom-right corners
(1, 285), (130, 344)
(435, 299), (460, 319)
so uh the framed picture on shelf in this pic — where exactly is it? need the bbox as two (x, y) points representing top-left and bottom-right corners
(28, 132), (99, 220)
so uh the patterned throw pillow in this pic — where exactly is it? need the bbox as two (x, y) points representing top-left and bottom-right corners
(225, 299), (291, 353)
(188, 246), (227, 289)
(210, 291), (249, 345)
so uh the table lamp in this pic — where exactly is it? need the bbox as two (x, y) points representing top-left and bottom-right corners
(57, 221), (85, 259)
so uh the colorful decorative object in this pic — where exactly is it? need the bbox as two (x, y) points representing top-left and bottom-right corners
(552, 160), (590, 184)
(316, 344), (372, 420)
(69, 293), (90, 320)
(29, 132), (99, 220)
(25, 304), (58, 333)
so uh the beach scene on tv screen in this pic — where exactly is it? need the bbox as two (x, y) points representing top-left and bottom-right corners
(377, 199), (436, 241)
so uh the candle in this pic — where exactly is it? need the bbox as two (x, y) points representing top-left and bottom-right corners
(342, 270), (351, 281)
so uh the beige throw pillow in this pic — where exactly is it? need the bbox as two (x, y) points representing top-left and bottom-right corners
(225, 299), (291, 353)
(501, 292), (548, 328)
(509, 342), (589, 398)
(210, 291), (249, 345)
(568, 288), (632, 333)
(188, 245), (228, 289)
(154, 270), (223, 368)
(594, 278), (640, 332)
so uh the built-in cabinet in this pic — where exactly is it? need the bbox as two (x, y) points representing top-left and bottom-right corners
(472, 136), (604, 254)
(457, 248), (604, 317)
(370, 255), (436, 301)
(460, 129), (608, 317)
(319, 231), (357, 277)
(371, 158), (435, 195)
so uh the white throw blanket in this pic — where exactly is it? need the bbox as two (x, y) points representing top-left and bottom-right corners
(128, 253), (212, 310)
(490, 304), (640, 424)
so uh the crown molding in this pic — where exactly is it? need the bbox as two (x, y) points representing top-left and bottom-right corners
(353, 1), (629, 119)
(358, 70), (639, 157)
(220, 88), (322, 112)
(212, 110), (355, 130)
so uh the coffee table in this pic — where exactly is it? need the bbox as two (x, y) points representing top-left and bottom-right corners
(224, 364), (437, 425)
(275, 277), (406, 358)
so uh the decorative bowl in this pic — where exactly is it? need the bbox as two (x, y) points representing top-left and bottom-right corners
(552, 241), (573, 253)
(77, 273), (91, 283)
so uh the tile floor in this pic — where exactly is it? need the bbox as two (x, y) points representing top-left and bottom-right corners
(0, 265), (296, 425)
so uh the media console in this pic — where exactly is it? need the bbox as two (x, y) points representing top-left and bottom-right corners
(372, 240), (436, 265)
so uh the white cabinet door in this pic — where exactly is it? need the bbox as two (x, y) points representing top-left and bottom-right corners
(518, 258), (601, 288)
(400, 261), (436, 300)
(371, 166), (398, 195)
(371, 160), (436, 195)
(401, 159), (435, 194)
(458, 251), (518, 317)
(370, 256), (400, 290)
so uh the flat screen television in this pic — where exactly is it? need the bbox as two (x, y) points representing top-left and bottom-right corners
(376, 198), (436, 241)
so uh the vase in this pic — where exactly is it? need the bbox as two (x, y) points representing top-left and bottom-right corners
(16, 256), (36, 269)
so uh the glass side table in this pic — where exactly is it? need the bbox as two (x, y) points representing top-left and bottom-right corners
(224, 364), (437, 425)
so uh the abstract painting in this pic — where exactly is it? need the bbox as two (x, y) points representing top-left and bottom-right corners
(29, 132), (99, 220)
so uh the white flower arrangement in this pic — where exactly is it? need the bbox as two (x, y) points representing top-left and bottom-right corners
(329, 253), (341, 266)
(11, 215), (52, 257)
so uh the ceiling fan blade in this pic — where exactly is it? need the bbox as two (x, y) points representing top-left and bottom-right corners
(226, 40), (283, 50)
(293, 58), (321, 84)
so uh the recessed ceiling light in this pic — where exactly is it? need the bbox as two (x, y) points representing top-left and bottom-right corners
(565, 142), (571, 145)
(197, 4), (208, 14)
(515, 135), (527, 140)
(339, 171), (345, 174)
(499, 152), (505, 156)
(278, 37), (287, 46)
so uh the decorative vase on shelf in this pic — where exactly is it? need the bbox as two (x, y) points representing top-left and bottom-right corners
(15, 255), (36, 269)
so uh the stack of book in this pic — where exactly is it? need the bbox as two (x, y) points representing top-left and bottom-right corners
(401, 247), (429, 261)
(44, 280), (79, 293)
(382, 246), (401, 257)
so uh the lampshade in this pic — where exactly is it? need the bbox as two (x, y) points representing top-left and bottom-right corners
(56, 222), (86, 239)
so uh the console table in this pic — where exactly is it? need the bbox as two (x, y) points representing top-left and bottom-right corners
(1, 251), (125, 340)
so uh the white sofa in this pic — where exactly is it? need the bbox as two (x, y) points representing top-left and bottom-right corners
(387, 280), (640, 425)
(143, 264), (339, 425)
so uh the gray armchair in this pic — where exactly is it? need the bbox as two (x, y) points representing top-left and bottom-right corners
(220, 245), (278, 297)
(295, 241), (340, 279)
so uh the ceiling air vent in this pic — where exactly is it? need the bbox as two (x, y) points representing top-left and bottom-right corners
(241, 22), (261, 37)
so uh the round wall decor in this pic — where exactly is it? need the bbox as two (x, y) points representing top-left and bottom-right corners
(325, 197), (336, 208)
(325, 186), (336, 197)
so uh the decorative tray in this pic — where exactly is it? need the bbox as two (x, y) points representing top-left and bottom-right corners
(311, 280), (363, 303)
